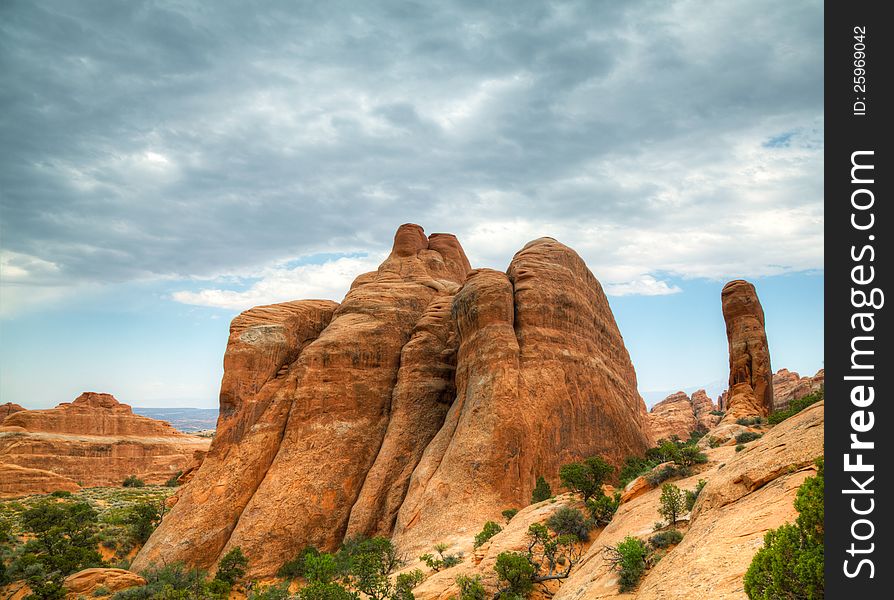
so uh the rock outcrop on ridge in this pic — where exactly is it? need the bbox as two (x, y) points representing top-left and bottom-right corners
(0, 393), (210, 496)
(719, 280), (773, 422)
(647, 389), (719, 443)
(772, 368), (824, 411)
(0, 403), (24, 420)
(133, 225), (653, 577)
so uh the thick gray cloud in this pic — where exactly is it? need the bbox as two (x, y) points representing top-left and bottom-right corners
(1, 0), (823, 312)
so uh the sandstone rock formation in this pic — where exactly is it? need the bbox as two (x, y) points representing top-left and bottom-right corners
(773, 368), (824, 411)
(134, 226), (652, 578)
(647, 389), (719, 443)
(0, 402), (24, 419)
(551, 401), (823, 600)
(63, 568), (146, 597)
(0, 393), (210, 494)
(0, 463), (80, 498)
(720, 280), (773, 422)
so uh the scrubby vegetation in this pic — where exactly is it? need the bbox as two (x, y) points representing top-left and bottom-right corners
(684, 480), (707, 512)
(420, 543), (462, 572)
(559, 456), (613, 502)
(735, 431), (762, 444)
(122, 475), (145, 488)
(648, 529), (683, 548)
(744, 458), (824, 599)
(164, 471), (182, 487)
(455, 574), (486, 600)
(545, 506), (593, 542)
(657, 484), (685, 527)
(604, 536), (648, 592)
(735, 416), (763, 426)
(473, 521), (503, 549)
(501, 508), (519, 522)
(530, 476), (552, 504)
(768, 388), (824, 425)
(586, 491), (620, 527)
(619, 438), (708, 487)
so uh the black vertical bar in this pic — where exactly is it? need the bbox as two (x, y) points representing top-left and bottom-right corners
(826, 0), (892, 596)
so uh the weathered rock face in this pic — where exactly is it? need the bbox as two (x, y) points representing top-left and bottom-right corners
(0, 393), (210, 494)
(0, 403), (24, 420)
(720, 280), (773, 422)
(773, 368), (824, 411)
(0, 463), (80, 498)
(648, 390), (719, 443)
(63, 568), (146, 597)
(134, 226), (652, 578)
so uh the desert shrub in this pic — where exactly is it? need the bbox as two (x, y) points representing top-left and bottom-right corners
(684, 480), (707, 512)
(93, 586), (111, 597)
(420, 543), (462, 572)
(473, 521), (503, 549)
(619, 456), (659, 486)
(604, 536), (647, 592)
(768, 388), (824, 425)
(122, 475), (145, 488)
(707, 436), (721, 448)
(9, 499), (103, 592)
(298, 581), (358, 600)
(736, 416), (763, 426)
(393, 570), (426, 600)
(709, 410), (725, 416)
(501, 508), (519, 522)
(278, 545), (321, 579)
(645, 464), (678, 486)
(675, 445), (708, 468)
(658, 484), (685, 526)
(305, 552), (338, 583)
(249, 583), (291, 600)
(337, 536), (405, 600)
(164, 471), (182, 487)
(649, 529), (684, 548)
(49, 490), (73, 498)
(559, 456), (614, 502)
(111, 563), (212, 599)
(586, 492), (620, 526)
(456, 575), (487, 600)
(494, 552), (535, 598)
(122, 501), (163, 544)
(744, 458), (824, 599)
(531, 476), (552, 503)
(687, 428), (707, 444)
(735, 431), (762, 444)
(546, 506), (593, 542)
(645, 440), (681, 464)
(215, 546), (248, 585)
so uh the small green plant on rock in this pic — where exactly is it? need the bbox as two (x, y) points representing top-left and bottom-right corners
(684, 480), (707, 512)
(501, 508), (519, 522)
(545, 506), (593, 542)
(735, 431), (762, 444)
(455, 574), (486, 600)
(559, 456), (614, 502)
(420, 543), (462, 572)
(473, 521), (503, 549)
(531, 476), (552, 504)
(658, 483), (685, 527)
(603, 536), (647, 592)
(649, 529), (684, 548)
(215, 546), (248, 585)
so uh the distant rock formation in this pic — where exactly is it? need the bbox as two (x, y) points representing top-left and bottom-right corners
(648, 389), (720, 442)
(720, 280), (773, 422)
(133, 225), (652, 578)
(0, 402), (24, 420)
(0, 392), (210, 496)
(773, 368), (824, 410)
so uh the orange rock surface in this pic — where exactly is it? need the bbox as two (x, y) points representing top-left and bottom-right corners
(134, 226), (652, 578)
(772, 368), (824, 410)
(648, 389), (719, 443)
(720, 280), (773, 422)
(0, 403), (24, 419)
(0, 393), (209, 494)
(63, 568), (146, 597)
(0, 463), (80, 498)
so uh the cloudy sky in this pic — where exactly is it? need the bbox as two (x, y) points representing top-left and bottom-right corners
(0, 0), (823, 409)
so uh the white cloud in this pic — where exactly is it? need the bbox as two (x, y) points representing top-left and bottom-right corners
(605, 276), (682, 297)
(171, 253), (386, 311)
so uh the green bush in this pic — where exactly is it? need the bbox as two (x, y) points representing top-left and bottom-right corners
(298, 581), (358, 600)
(619, 456), (659, 486)
(735, 444), (745, 452)
(215, 546), (248, 585)
(744, 458), (824, 599)
(494, 552), (535, 598)
(559, 456), (614, 502)
(605, 536), (647, 592)
(586, 492), (620, 526)
(675, 445), (708, 468)
(49, 490), (73, 498)
(122, 475), (145, 488)
(278, 545), (321, 580)
(420, 543), (462, 572)
(501, 508), (519, 522)
(337, 536), (404, 600)
(768, 388), (824, 425)
(165, 471), (182, 487)
(736, 417), (763, 426)
(456, 575), (487, 600)
(474, 521), (502, 549)
(709, 410), (725, 416)
(249, 583), (291, 600)
(684, 480), (707, 512)
(545, 506), (593, 542)
(658, 484), (685, 526)
(111, 563), (214, 599)
(531, 476), (552, 504)
(122, 501), (163, 544)
(649, 529), (684, 548)
(645, 465), (679, 487)
(735, 431), (762, 444)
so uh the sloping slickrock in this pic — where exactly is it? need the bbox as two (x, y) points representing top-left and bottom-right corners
(0, 403), (24, 419)
(720, 280), (773, 422)
(772, 368), (825, 411)
(0, 393), (210, 492)
(392, 238), (651, 557)
(131, 299), (339, 573)
(552, 402), (823, 600)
